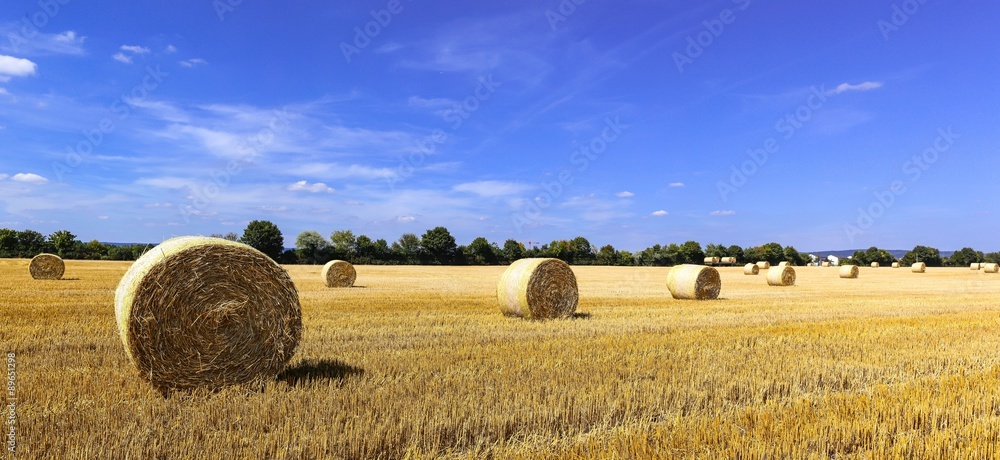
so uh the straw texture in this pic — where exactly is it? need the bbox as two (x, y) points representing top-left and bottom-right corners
(743, 263), (760, 275)
(496, 258), (578, 319)
(29, 253), (64, 280)
(756, 261), (771, 269)
(911, 262), (927, 273)
(322, 260), (357, 287)
(767, 266), (796, 286)
(839, 265), (859, 279)
(666, 265), (721, 300)
(984, 263), (1000, 274)
(114, 236), (302, 392)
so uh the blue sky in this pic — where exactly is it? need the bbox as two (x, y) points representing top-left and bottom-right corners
(0, 0), (997, 251)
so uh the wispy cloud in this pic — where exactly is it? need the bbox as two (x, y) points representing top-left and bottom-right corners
(11, 173), (49, 185)
(285, 163), (395, 180)
(453, 180), (532, 197)
(650, 210), (668, 217)
(615, 191), (635, 198)
(120, 45), (150, 54)
(113, 45), (150, 64)
(287, 180), (334, 193)
(0, 29), (85, 56)
(179, 58), (207, 68)
(827, 81), (883, 95)
(112, 53), (133, 64)
(669, 182), (685, 188)
(710, 210), (736, 216)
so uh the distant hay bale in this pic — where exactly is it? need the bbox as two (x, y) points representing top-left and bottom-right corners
(980, 263), (988, 270)
(743, 263), (760, 275)
(321, 260), (356, 287)
(497, 258), (578, 319)
(766, 266), (796, 286)
(971, 263), (982, 270)
(984, 263), (1000, 274)
(756, 261), (771, 269)
(704, 257), (720, 265)
(892, 262), (900, 268)
(911, 262), (926, 273)
(839, 265), (859, 279)
(666, 264), (721, 300)
(114, 236), (302, 392)
(870, 262), (880, 268)
(29, 253), (65, 280)
(720, 257), (737, 265)
(778, 261), (790, 267)
(822, 261), (831, 267)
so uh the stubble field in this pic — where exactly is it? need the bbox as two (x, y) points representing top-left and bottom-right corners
(4, 259), (1000, 459)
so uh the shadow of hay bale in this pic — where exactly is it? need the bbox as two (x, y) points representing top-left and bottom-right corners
(572, 312), (592, 320)
(278, 359), (364, 385)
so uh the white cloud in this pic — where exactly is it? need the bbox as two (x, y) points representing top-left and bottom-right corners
(0, 29), (85, 56)
(287, 180), (334, 193)
(397, 215), (416, 223)
(408, 95), (454, 109)
(710, 210), (736, 216)
(0, 174), (8, 180)
(179, 58), (207, 68)
(286, 162), (396, 180)
(120, 45), (150, 55)
(11, 173), (48, 184)
(650, 210), (668, 217)
(0, 55), (37, 80)
(828, 81), (883, 95)
(98, 215), (109, 220)
(165, 44), (177, 54)
(453, 180), (532, 197)
(112, 52), (133, 64)
(668, 182), (685, 188)
(615, 191), (635, 198)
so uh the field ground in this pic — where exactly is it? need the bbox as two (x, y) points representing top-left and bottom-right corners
(4, 259), (1000, 459)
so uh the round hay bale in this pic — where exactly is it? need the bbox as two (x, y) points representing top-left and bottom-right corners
(980, 263), (988, 270)
(911, 262), (926, 273)
(870, 262), (880, 268)
(766, 266), (796, 286)
(720, 257), (737, 265)
(703, 257), (720, 265)
(756, 261), (771, 269)
(497, 258), (577, 319)
(839, 265), (859, 279)
(821, 261), (831, 267)
(778, 261), (790, 267)
(892, 262), (900, 268)
(321, 260), (356, 287)
(666, 264), (721, 300)
(971, 263), (981, 270)
(743, 263), (760, 275)
(29, 253), (65, 280)
(114, 236), (302, 392)
(984, 263), (1000, 274)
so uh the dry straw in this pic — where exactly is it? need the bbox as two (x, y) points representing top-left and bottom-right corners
(720, 256), (737, 265)
(984, 263), (1000, 274)
(821, 261), (831, 267)
(778, 261), (790, 267)
(322, 260), (356, 287)
(743, 263), (760, 275)
(704, 257), (720, 265)
(839, 265), (859, 279)
(971, 263), (982, 270)
(114, 236), (302, 392)
(870, 262), (880, 268)
(767, 266), (796, 286)
(980, 263), (988, 270)
(666, 264), (721, 300)
(756, 261), (771, 269)
(497, 258), (578, 319)
(911, 262), (927, 273)
(892, 262), (900, 268)
(29, 253), (65, 280)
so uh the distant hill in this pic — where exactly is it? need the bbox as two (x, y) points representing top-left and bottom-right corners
(807, 249), (954, 259)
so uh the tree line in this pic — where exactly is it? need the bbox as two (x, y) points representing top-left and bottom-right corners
(2, 221), (996, 267)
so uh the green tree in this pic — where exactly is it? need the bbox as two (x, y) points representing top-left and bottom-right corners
(420, 227), (457, 264)
(783, 246), (813, 266)
(746, 242), (784, 265)
(726, 245), (745, 262)
(17, 229), (47, 256)
(467, 237), (498, 265)
(569, 236), (594, 265)
(329, 230), (357, 259)
(0, 229), (17, 257)
(986, 252), (1000, 264)
(391, 233), (423, 264)
(545, 240), (573, 263)
(618, 250), (635, 266)
(947, 247), (983, 267)
(373, 239), (391, 264)
(48, 230), (79, 258)
(704, 243), (727, 258)
(354, 235), (377, 264)
(295, 230), (330, 264)
(676, 241), (705, 265)
(900, 245), (943, 267)
(501, 239), (524, 263)
(239, 220), (284, 261)
(596, 244), (619, 265)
